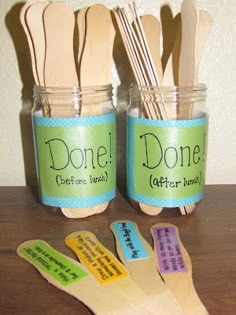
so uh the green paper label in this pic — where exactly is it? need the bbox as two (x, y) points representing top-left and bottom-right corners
(127, 116), (208, 207)
(33, 114), (116, 208)
(20, 241), (88, 286)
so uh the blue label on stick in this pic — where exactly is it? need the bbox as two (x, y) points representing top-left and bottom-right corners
(113, 222), (150, 261)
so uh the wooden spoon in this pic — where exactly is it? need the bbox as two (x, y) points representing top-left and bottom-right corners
(151, 223), (209, 314)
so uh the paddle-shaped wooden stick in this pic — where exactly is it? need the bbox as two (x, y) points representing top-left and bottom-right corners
(162, 13), (181, 88)
(177, 0), (199, 215)
(65, 231), (157, 314)
(178, 2), (212, 215)
(43, 2), (80, 218)
(110, 220), (183, 315)
(44, 2), (78, 88)
(80, 4), (115, 88)
(140, 15), (163, 84)
(67, 4), (116, 218)
(25, 2), (49, 86)
(20, 0), (48, 85)
(17, 240), (147, 315)
(137, 14), (167, 216)
(162, 12), (187, 216)
(163, 10), (212, 97)
(150, 223), (209, 315)
(178, 0), (199, 116)
(179, 4), (213, 91)
(77, 7), (88, 73)
(196, 10), (213, 83)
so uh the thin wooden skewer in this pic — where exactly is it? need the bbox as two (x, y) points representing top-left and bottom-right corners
(117, 8), (162, 119)
(115, 10), (153, 119)
(129, 4), (159, 85)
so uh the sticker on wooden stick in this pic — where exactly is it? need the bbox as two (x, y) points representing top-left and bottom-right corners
(112, 221), (150, 261)
(151, 223), (209, 315)
(18, 240), (88, 286)
(152, 226), (188, 273)
(65, 231), (128, 285)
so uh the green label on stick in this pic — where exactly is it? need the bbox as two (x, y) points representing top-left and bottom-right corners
(20, 241), (88, 286)
(33, 113), (116, 208)
(127, 116), (208, 207)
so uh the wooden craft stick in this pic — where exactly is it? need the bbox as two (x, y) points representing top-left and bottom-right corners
(179, 0), (199, 89)
(43, 2), (78, 88)
(43, 2), (78, 115)
(196, 10), (213, 83)
(77, 7), (88, 70)
(161, 12), (189, 216)
(65, 231), (158, 314)
(80, 4), (114, 87)
(17, 240), (147, 315)
(162, 13), (181, 88)
(110, 220), (183, 315)
(62, 203), (109, 219)
(141, 15), (163, 84)
(163, 10), (212, 91)
(179, 4), (213, 90)
(150, 223), (209, 315)
(25, 1), (49, 86)
(67, 4), (116, 218)
(43, 2), (84, 218)
(166, 0), (198, 215)
(177, 3), (212, 215)
(139, 203), (163, 216)
(20, 0), (48, 85)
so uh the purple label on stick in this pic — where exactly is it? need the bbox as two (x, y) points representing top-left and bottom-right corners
(153, 226), (187, 273)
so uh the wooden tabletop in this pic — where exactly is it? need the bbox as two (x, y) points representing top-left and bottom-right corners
(0, 185), (236, 314)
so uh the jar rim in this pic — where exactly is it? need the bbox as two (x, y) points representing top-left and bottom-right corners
(34, 84), (112, 93)
(130, 83), (206, 92)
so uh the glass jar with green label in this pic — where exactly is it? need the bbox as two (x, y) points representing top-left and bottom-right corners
(32, 85), (116, 217)
(127, 84), (208, 215)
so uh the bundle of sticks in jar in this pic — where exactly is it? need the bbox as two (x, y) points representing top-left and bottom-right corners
(20, 0), (116, 218)
(114, 0), (212, 215)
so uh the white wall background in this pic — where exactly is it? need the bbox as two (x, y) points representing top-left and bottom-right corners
(0, 0), (236, 187)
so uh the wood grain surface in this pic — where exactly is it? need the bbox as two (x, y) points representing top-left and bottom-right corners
(0, 185), (236, 314)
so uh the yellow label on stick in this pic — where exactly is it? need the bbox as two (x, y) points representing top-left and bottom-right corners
(66, 232), (128, 285)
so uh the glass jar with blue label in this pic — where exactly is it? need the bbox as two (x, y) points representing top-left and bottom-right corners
(33, 85), (116, 218)
(127, 84), (208, 215)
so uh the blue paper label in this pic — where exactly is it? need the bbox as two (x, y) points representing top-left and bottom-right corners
(113, 222), (150, 261)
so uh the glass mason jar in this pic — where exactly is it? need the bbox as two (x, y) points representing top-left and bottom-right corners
(32, 85), (116, 218)
(127, 84), (208, 215)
